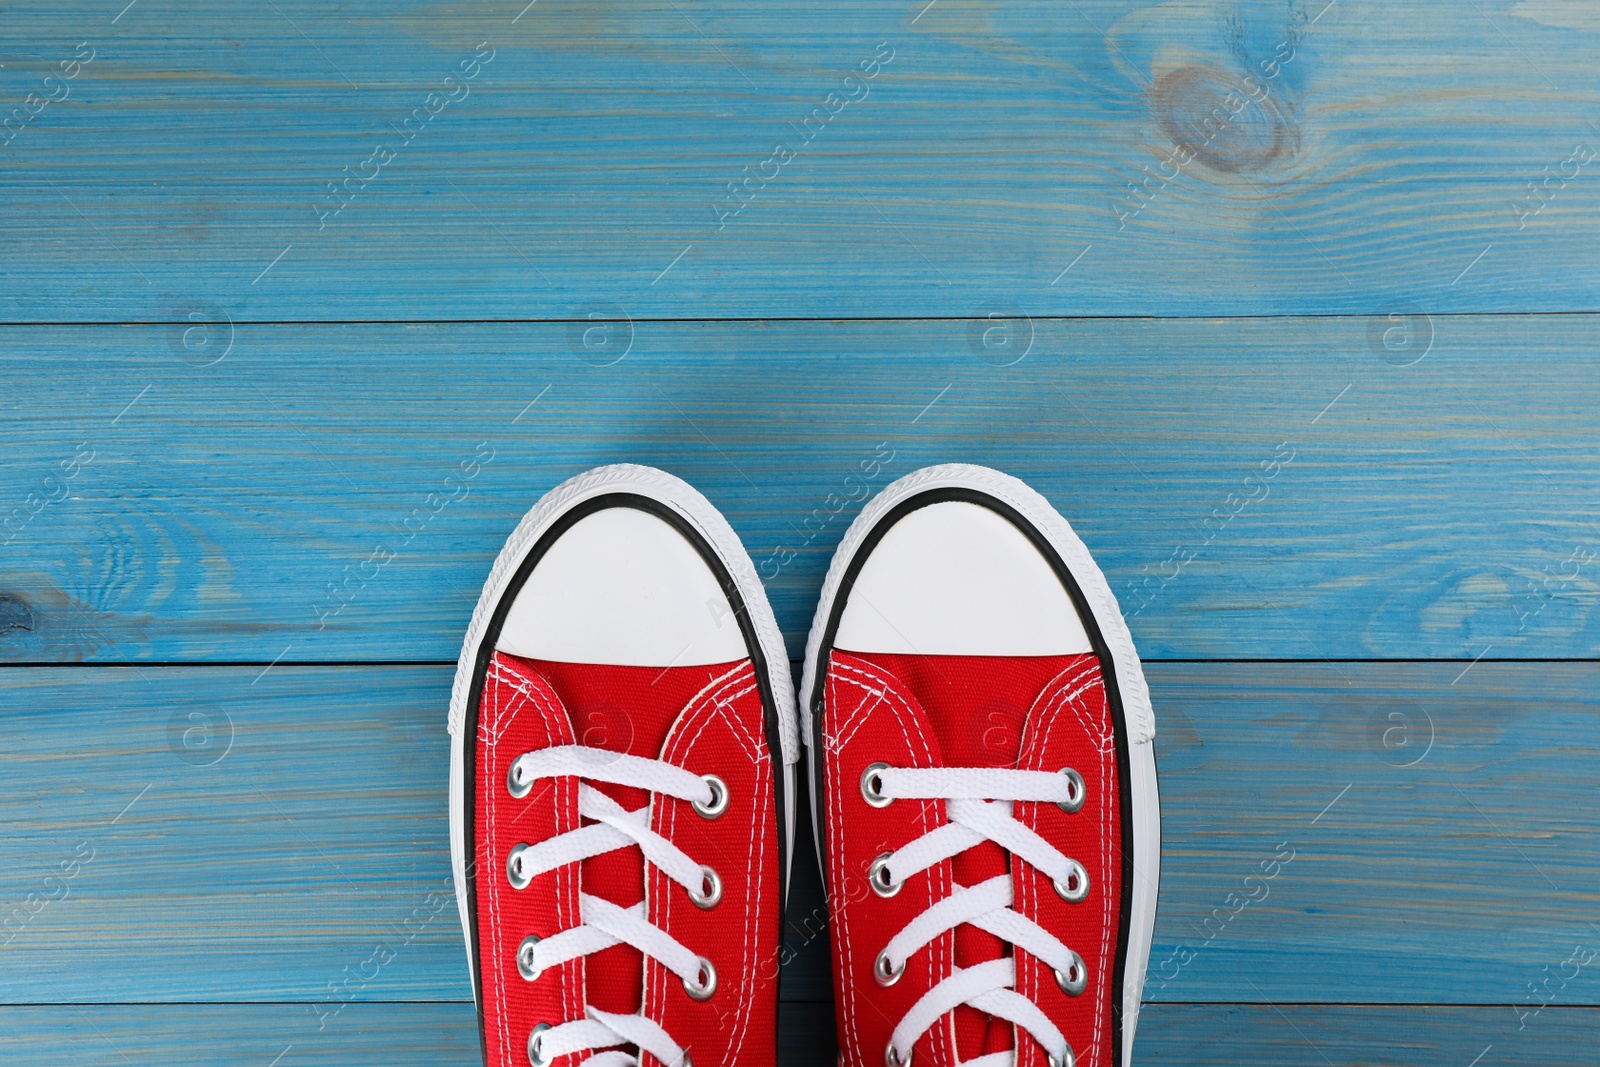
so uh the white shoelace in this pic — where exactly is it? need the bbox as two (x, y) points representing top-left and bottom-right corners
(871, 765), (1088, 1067)
(506, 745), (726, 1067)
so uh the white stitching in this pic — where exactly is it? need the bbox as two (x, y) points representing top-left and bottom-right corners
(826, 656), (954, 1067)
(482, 656), (585, 1063)
(1017, 662), (1115, 1067)
(661, 662), (769, 1061)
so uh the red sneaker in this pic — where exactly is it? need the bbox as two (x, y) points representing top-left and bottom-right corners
(801, 465), (1160, 1067)
(450, 465), (798, 1067)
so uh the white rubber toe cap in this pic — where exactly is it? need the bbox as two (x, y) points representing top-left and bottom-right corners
(834, 500), (1092, 656)
(495, 505), (747, 666)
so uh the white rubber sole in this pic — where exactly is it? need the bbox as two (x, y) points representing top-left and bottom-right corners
(800, 463), (1160, 1065)
(447, 463), (800, 1002)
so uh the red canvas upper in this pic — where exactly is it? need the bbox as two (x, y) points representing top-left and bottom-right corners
(822, 650), (1124, 1067)
(473, 651), (780, 1067)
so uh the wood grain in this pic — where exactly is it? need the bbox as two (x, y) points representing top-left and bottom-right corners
(4, 0), (1595, 1051)
(3, 317), (1598, 663)
(1, 1002), (1595, 1066)
(0, 1), (1597, 321)
(4, 661), (1596, 1006)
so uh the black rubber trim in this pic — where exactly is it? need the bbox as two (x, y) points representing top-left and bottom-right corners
(460, 492), (789, 1067)
(805, 486), (1138, 1067)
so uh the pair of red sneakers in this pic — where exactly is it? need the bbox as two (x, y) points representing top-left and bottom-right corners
(448, 465), (1160, 1067)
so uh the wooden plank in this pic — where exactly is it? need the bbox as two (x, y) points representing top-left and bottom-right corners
(4, 662), (1597, 1005)
(1, 1002), (1595, 1066)
(1, 1), (1598, 321)
(3, 317), (1599, 663)
(1134, 1005), (1600, 1065)
(1142, 659), (1600, 1006)
(1, 665), (469, 1005)
(0, 1004), (486, 1067)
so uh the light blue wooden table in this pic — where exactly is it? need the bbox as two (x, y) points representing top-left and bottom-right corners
(4, 1), (1598, 1063)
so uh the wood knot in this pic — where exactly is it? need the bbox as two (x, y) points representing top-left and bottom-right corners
(0, 592), (36, 635)
(1149, 65), (1290, 173)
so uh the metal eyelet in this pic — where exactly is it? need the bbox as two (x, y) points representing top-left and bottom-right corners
(885, 1041), (912, 1067)
(693, 774), (730, 819)
(680, 1055), (695, 1067)
(1054, 951), (1087, 996)
(1056, 767), (1085, 814)
(868, 852), (902, 898)
(526, 1022), (552, 1067)
(516, 934), (543, 981)
(1047, 1044), (1076, 1067)
(507, 757), (532, 799)
(688, 864), (722, 909)
(873, 950), (905, 987)
(683, 955), (718, 1000)
(860, 762), (892, 807)
(507, 843), (532, 890)
(1053, 859), (1089, 903)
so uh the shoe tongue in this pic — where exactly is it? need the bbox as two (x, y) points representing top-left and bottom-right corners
(847, 652), (1084, 1063)
(525, 658), (743, 1017)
